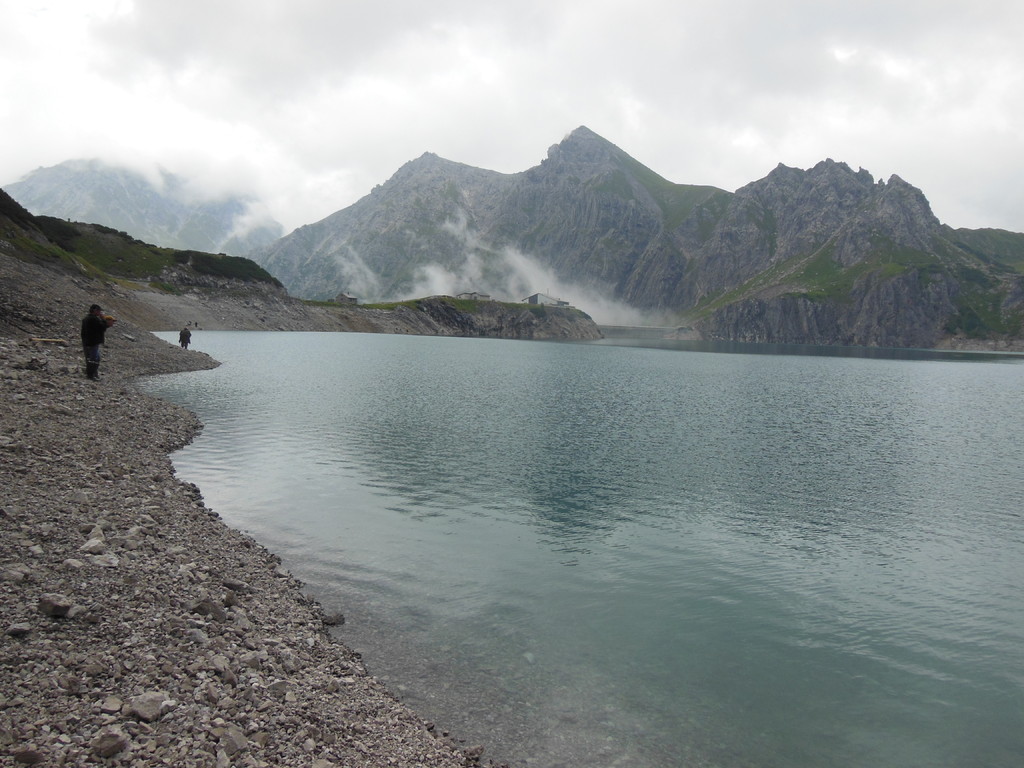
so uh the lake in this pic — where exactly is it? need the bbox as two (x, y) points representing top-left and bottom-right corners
(141, 331), (1024, 767)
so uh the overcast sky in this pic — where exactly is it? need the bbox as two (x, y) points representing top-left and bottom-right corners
(2, 0), (1022, 234)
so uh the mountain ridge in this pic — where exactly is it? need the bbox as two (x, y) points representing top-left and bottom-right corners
(251, 126), (1024, 347)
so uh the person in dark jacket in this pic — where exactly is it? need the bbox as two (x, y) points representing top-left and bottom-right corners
(179, 326), (192, 349)
(80, 304), (108, 380)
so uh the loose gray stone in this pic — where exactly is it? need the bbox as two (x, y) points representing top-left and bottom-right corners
(267, 680), (290, 697)
(186, 628), (210, 645)
(91, 727), (130, 758)
(1, 565), (31, 582)
(222, 577), (251, 593)
(37, 593), (73, 617)
(190, 597), (227, 622)
(99, 695), (123, 714)
(220, 724), (248, 755)
(128, 691), (169, 722)
(78, 537), (106, 554)
(11, 746), (45, 765)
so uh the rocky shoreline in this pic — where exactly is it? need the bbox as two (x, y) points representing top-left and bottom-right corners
(0, 334), (494, 765)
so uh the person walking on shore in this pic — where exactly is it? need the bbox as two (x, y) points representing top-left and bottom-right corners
(80, 303), (109, 380)
(179, 326), (192, 349)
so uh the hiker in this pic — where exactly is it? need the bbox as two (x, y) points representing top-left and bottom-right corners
(179, 326), (192, 349)
(80, 304), (109, 380)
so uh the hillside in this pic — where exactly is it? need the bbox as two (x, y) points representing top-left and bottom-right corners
(0, 189), (599, 342)
(252, 127), (1024, 349)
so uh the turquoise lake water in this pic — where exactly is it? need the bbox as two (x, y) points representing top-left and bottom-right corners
(141, 332), (1024, 767)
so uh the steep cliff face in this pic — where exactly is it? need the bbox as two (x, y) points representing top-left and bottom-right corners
(654, 162), (942, 307)
(700, 270), (961, 348)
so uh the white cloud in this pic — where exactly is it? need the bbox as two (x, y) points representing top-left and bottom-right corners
(333, 246), (383, 301)
(2, 0), (1023, 233)
(395, 211), (661, 325)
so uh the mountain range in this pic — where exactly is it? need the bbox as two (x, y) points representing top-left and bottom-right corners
(7, 129), (1024, 348)
(3, 159), (283, 257)
(250, 126), (1024, 347)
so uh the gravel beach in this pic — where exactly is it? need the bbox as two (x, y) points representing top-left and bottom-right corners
(0, 254), (492, 766)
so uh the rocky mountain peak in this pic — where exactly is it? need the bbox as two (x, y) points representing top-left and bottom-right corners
(735, 159), (881, 257)
(388, 151), (470, 182)
(543, 125), (623, 168)
(868, 174), (941, 248)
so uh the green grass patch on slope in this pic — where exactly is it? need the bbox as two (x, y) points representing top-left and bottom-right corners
(175, 251), (282, 286)
(948, 228), (1024, 274)
(361, 297), (495, 312)
(943, 265), (1022, 337)
(34, 217), (281, 286)
(605, 151), (730, 230)
(786, 238), (943, 301)
(688, 238), (944, 320)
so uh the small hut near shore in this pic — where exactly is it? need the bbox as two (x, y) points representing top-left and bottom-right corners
(523, 292), (571, 307)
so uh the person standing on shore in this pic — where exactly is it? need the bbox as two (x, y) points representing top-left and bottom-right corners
(80, 304), (108, 380)
(179, 326), (192, 349)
